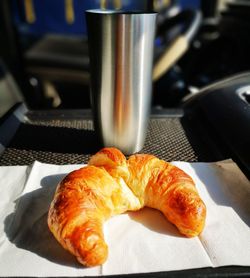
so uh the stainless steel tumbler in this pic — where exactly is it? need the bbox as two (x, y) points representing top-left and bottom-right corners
(86, 10), (156, 154)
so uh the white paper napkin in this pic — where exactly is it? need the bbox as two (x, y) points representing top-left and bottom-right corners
(0, 160), (250, 276)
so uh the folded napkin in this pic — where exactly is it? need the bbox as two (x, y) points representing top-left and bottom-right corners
(0, 160), (250, 276)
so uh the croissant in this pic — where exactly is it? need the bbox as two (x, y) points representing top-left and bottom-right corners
(48, 147), (206, 267)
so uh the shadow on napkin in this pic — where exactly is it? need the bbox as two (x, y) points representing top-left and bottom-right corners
(4, 173), (82, 268)
(128, 208), (182, 237)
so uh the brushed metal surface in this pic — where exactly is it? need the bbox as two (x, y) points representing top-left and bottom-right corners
(86, 10), (156, 154)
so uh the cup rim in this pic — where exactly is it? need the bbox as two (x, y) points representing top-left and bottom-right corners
(85, 9), (156, 15)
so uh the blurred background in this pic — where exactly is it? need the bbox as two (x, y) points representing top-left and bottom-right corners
(1, 0), (250, 116)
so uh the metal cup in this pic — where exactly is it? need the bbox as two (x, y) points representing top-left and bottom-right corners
(86, 10), (156, 154)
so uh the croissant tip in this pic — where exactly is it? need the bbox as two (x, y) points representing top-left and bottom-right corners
(77, 243), (108, 267)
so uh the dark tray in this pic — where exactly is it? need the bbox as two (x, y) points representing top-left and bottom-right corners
(0, 103), (249, 278)
(0, 103), (222, 166)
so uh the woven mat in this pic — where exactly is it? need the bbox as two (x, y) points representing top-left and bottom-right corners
(0, 117), (210, 166)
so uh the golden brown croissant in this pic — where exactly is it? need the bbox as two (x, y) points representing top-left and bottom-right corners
(48, 147), (206, 267)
